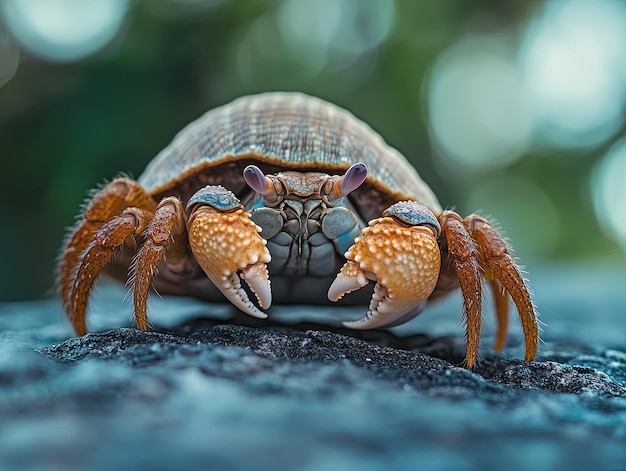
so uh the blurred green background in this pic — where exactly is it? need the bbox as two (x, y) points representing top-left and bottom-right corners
(1, 0), (625, 302)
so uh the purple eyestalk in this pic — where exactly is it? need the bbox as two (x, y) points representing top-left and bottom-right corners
(340, 163), (368, 196)
(243, 165), (269, 195)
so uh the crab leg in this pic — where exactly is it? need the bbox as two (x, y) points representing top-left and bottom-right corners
(58, 178), (157, 312)
(187, 185), (272, 318)
(132, 197), (188, 331)
(328, 201), (442, 329)
(68, 207), (154, 335)
(439, 211), (483, 367)
(465, 214), (539, 361)
(488, 279), (509, 352)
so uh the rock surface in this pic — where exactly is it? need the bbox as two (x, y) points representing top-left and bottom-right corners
(1, 266), (626, 471)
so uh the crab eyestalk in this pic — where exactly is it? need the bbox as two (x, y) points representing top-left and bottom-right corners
(328, 201), (441, 329)
(323, 162), (368, 200)
(187, 185), (272, 318)
(243, 164), (285, 205)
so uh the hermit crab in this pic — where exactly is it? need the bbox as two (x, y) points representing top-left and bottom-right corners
(58, 92), (539, 367)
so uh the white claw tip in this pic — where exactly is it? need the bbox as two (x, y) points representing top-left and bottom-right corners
(241, 263), (272, 309)
(328, 274), (368, 302)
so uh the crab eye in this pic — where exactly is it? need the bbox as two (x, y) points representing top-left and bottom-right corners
(243, 165), (269, 195)
(323, 162), (368, 200)
(340, 163), (368, 195)
(243, 165), (285, 205)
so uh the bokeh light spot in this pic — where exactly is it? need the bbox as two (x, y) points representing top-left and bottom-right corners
(427, 37), (533, 170)
(592, 138), (626, 253)
(0, 22), (19, 87)
(237, 0), (394, 85)
(277, 0), (394, 72)
(467, 176), (559, 260)
(519, 0), (626, 147)
(1, 0), (129, 62)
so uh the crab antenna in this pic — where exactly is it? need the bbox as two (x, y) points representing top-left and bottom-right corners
(243, 165), (270, 195)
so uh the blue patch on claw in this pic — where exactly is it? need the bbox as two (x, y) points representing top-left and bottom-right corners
(383, 201), (441, 236)
(186, 185), (242, 212)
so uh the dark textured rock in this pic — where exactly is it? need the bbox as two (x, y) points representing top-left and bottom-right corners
(2, 267), (626, 471)
(39, 323), (626, 404)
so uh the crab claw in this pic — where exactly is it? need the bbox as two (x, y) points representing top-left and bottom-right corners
(328, 203), (441, 329)
(188, 201), (272, 318)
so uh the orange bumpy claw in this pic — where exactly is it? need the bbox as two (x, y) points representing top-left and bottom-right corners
(328, 217), (441, 329)
(188, 207), (272, 318)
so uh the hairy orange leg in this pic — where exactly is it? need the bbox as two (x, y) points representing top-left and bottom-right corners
(59, 178), (157, 311)
(488, 280), (509, 352)
(69, 207), (154, 335)
(465, 215), (539, 361)
(439, 211), (483, 368)
(132, 197), (187, 331)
